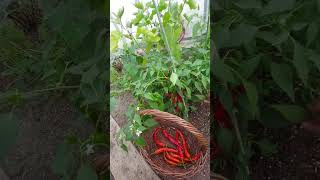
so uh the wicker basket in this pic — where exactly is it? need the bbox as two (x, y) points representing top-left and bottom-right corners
(138, 109), (209, 179)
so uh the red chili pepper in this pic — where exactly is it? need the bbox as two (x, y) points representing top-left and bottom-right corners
(172, 96), (177, 104)
(165, 152), (181, 163)
(152, 148), (178, 155)
(175, 105), (179, 112)
(177, 145), (184, 162)
(163, 152), (179, 166)
(177, 93), (183, 103)
(170, 152), (192, 162)
(192, 152), (201, 161)
(176, 129), (191, 159)
(153, 128), (165, 147)
(162, 129), (184, 161)
(213, 98), (232, 128)
(162, 129), (179, 146)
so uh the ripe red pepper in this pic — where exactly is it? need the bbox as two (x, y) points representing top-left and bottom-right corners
(176, 129), (191, 159)
(165, 152), (181, 163)
(213, 98), (232, 128)
(152, 148), (178, 155)
(162, 129), (179, 146)
(172, 96), (177, 105)
(192, 152), (201, 161)
(153, 128), (165, 147)
(175, 105), (179, 112)
(163, 152), (179, 166)
(162, 129), (184, 161)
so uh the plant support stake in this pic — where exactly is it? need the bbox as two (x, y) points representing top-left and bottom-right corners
(152, 0), (175, 64)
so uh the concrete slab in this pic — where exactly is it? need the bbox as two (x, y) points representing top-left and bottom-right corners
(110, 116), (161, 180)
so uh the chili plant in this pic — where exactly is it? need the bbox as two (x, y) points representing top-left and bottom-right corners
(212, 0), (320, 179)
(111, 0), (210, 149)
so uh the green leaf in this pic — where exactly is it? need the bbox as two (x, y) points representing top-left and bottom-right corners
(77, 164), (98, 180)
(81, 64), (100, 84)
(212, 25), (230, 49)
(217, 128), (234, 156)
(229, 24), (258, 46)
(186, 87), (192, 99)
(134, 2), (144, 9)
(213, 57), (235, 83)
(186, 0), (197, 9)
(192, 22), (202, 37)
(117, 7), (124, 18)
(143, 118), (158, 128)
(256, 31), (289, 46)
(261, 0), (295, 15)
(238, 55), (261, 78)
(170, 72), (178, 86)
(243, 81), (258, 116)
(135, 137), (146, 146)
(133, 114), (142, 125)
(293, 41), (309, 85)
(158, 0), (168, 11)
(270, 62), (295, 101)
(110, 31), (122, 53)
(309, 51), (320, 72)
(194, 82), (202, 93)
(52, 143), (73, 175)
(306, 22), (319, 47)
(259, 107), (293, 128)
(0, 113), (18, 159)
(219, 87), (233, 116)
(256, 139), (277, 156)
(164, 23), (182, 60)
(233, 0), (262, 9)
(163, 12), (170, 25)
(271, 105), (307, 123)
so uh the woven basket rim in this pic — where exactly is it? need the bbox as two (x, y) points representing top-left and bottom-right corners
(138, 109), (210, 178)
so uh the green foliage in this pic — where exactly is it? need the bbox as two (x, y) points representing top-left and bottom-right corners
(213, 0), (320, 179)
(0, 113), (18, 159)
(111, 0), (209, 150)
(0, 0), (108, 178)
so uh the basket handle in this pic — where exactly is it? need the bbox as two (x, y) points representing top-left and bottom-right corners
(139, 109), (209, 150)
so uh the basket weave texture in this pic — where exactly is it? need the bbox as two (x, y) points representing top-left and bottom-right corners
(138, 109), (209, 179)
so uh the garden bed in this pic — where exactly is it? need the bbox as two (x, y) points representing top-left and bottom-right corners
(250, 126), (320, 180)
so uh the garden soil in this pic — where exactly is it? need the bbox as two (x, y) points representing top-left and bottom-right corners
(1, 98), (94, 180)
(111, 92), (210, 180)
(250, 126), (320, 180)
(0, 69), (94, 180)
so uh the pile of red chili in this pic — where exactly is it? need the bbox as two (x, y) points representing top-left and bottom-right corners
(151, 127), (201, 167)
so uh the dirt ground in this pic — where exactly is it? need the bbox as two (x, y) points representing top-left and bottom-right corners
(111, 92), (211, 180)
(250, 125), (320, 180)
(1, 98), (94, 180)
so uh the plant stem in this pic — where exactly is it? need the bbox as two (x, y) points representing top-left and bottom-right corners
(231, 108), (250, 175)
(152, 0), (175, 64)
(26, 85), (80, 95)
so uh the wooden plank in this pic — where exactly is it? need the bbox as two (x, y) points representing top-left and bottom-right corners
(110, 116), (160, 180)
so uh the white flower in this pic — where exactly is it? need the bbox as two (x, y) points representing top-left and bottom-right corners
(136, 106), (140, 111)
(129, 125), (134, 131)
(136, 130), (142, 137)
(85, 144), (94, 155)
